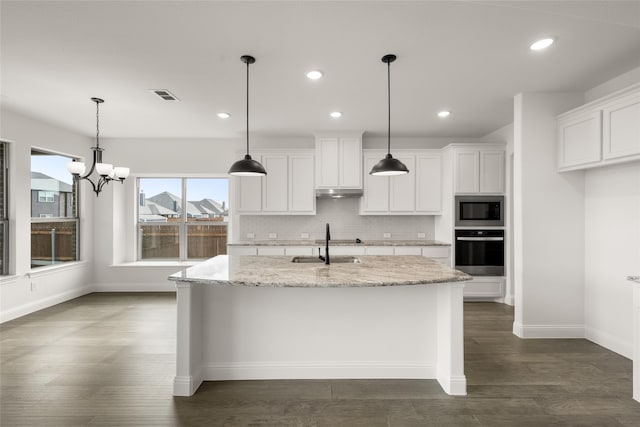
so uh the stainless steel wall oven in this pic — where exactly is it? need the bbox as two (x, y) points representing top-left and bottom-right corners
(455, 229), (504, 276)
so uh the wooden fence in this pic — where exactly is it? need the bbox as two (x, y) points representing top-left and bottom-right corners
(31, 221), (77, 267)
(139, 223), (227, 259)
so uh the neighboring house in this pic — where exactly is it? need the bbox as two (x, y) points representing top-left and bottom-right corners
(147, 191), (228, 220)
(30, 172), (73, 218)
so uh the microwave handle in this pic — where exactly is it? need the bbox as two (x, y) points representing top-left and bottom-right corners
(456, 237), (504, 241)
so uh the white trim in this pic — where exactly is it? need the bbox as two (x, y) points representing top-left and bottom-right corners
(584, 325), (633, 359)
(173, 371), (203, 397)
(201, 361), (436, 381)
(110, 261), (199, 268)
(0, 275), (19, 286)
(437, 375), (467, 396)
(91, 281), (176, 292)
(512, 321), (584, 338)
(0, 285), (92, 323)
(27, 260), (89, 278)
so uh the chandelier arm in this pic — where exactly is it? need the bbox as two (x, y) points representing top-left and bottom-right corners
(246, 59), (250, 156)
(387, 59), (391, 156)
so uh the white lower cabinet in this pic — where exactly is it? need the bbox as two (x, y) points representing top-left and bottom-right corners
(463, 277), (504, 300)
(256, 247), (286, 256)
(365, 246), (395, 256)
(227, 246), (258, 256)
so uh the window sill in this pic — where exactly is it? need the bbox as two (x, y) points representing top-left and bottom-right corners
(110, 261), (201, 268)
(28, 261), (90, 278)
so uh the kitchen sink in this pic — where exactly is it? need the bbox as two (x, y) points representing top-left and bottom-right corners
(291, 256), (362, 264)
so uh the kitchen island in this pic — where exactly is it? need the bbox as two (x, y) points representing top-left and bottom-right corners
(169, 255), (471, 397)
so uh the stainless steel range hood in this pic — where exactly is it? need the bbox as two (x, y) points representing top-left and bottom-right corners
(315, 188), (363, 199)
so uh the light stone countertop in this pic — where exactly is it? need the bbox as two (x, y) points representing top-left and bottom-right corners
(227, 239), (450, 247)
(169, 255), (471, 288)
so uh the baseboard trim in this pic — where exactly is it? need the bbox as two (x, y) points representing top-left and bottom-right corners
(201, 361), (436, 381)
(173, 371), (203, 397)
(437, 375), (467, 396)
(91, 282), (176, 292)
(0, 286), (92, 323)
(513, 321), (584, 338)
(584, 326), (633, 359)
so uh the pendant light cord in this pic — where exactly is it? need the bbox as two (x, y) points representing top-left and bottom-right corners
(246, 59), (250, 156)
(387, 59), (391, 156)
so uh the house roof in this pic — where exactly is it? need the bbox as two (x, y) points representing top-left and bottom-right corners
(31, 172), (73, 193)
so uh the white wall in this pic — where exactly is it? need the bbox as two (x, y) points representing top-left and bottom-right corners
(513, 92), (586, 338)
(584, 161), (640, 358)
(0, 108), (94, 322)
(482, 124), (515, 305)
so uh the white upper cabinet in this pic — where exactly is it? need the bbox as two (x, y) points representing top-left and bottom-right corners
(234, 150), (315, 215)
(557, 110), (602, 169)
(454, 148), (504, 194)
(234, 155), (263, 213)
(361, 150), (442, 215)
(288, 154), (315, 213)
(603, 90), (640, 161)
(557, 84), (640, 171)
(316, 135), (362, 189)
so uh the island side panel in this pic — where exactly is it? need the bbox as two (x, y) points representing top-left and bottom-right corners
(199, 285), (440, 381)
(436, 282), (467, 396)
(173, 282), (204, 396)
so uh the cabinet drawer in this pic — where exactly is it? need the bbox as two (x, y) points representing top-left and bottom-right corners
(463, 277), (504, 298)
(330, 246), (366, 256)
(366, 246), (395, 255)
(422, 247), (450, 259)
(284, 247), (314, 256)
(256, 247), (286, 256)
(227, 246), (258, 256)
(394, 246), (423, 256)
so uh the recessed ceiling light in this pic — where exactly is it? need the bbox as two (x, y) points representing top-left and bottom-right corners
(530, 38), (554, 51)
(306, 70), (323, 80)
(330, 111), (342, 118)
(217, 112), (230, 119)
(437, 111), (451, 118)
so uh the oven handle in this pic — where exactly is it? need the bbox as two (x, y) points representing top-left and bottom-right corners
(456, 237), (504, 241)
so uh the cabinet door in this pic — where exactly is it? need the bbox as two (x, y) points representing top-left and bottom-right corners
(479, 151), (505, 194)
(557, 111), (602, 168)
(339, 137), (362, 188)
(366, 246), (395, 255)
(288, 154), (315, 213)
(316, 137), (339, 188)
(416, 154), (442, 213)
(390, 155), (416, 212)
(234, 155), (263, 213)
(262, 155), (288, 212)
(454, 151), (479, 193)
(361, 154), (389, 213)
(603, 92), (640, 160)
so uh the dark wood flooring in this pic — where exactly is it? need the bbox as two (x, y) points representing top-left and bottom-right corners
(1, 293), (639, 426)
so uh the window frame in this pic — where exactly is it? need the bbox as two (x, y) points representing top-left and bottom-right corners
(136, 177), (228, 262)
(30, 148), (80, 269)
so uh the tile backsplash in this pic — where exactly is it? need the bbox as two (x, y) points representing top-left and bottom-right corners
(238, 199), (435, 241)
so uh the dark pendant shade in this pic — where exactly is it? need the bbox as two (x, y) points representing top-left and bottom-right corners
(228, 154), (267, 176)
(370, 153), (410, 176)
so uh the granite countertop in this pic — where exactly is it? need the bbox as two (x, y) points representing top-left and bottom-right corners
(227, 239), (450, 247)
(169, 255), (470, 288)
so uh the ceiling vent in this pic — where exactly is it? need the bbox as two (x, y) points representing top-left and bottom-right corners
(150, 89), (179, 101)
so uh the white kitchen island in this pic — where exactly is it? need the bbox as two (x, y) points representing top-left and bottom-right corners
(169, 255), (472, 397)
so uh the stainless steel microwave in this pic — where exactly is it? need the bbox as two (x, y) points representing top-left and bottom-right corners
(455, 195), (504, 227)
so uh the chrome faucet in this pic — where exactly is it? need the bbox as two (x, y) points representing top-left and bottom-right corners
(318, 223), (331, 264)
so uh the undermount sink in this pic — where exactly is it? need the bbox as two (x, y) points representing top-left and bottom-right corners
(291, 256), (362, 264)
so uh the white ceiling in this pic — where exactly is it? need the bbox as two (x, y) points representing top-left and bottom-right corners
(2, 1), (640, 140)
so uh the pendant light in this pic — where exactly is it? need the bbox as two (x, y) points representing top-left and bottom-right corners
(228, 55), (267, 176)
(370, 54), (409, 176)
(67, 97), (130, 196)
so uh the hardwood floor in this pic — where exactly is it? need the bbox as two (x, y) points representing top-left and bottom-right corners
(1, 293), (639, 426)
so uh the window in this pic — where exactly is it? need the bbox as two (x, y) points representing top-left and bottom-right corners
(0, 142), (7, 275)
(38, 191), (55, 203)
(137, 178), (228, 260)
(30, 150), (79, 268)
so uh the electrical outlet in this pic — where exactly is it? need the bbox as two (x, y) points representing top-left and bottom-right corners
(246, 233), (255, 239)
(417, 232), (426, 239)
(383, 232), (392, 239)
(300, 232), (310, 239)
(268, 233), (277, 239)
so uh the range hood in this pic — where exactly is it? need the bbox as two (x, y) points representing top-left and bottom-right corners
(316, 188), (363, 199)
